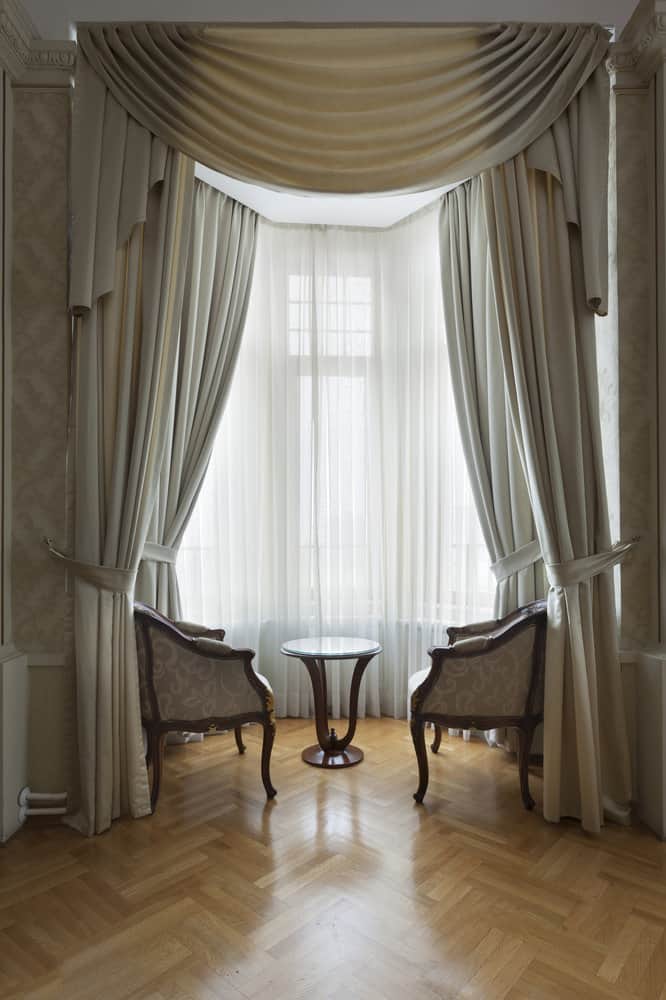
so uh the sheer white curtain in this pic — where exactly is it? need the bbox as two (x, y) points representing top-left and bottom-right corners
(177, 205), (494, 718)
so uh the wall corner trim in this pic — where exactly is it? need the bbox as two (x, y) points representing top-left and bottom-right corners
(0, 0), (74, 87)
(609, 1), (666, 89)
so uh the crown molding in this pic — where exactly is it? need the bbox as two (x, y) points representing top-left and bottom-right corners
(608, 0), (666, 90)
(0, 0), (74, 86)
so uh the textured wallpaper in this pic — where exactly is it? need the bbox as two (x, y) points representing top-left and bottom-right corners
(615, 91), (658, 646)
(12, 90), (69, 655)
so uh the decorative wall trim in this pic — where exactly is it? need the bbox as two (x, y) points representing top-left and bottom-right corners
(613, 68), (660, 644)
(0, 1), (74, 86)
(656, 63), (666, 642)
(609, 0), (666, 89)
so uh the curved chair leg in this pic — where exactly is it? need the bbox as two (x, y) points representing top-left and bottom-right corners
(430, 723), (442, 754)
(411, 718), (429, 803)
(234, 725), (246, 755)
(148, 729), (165, 812)
(517, 724), (536, 811)
(261, 721), (277, 799)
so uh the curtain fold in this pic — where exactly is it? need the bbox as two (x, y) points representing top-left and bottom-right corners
(474, 124), (631, 832)
(136, 181), (258, 617)
(75, 22), (607, 198)
(440, 178), (543, 621)
(69, 149), (195, 835)
(70, 50), (170, 312)
(177, 208), (495, 719)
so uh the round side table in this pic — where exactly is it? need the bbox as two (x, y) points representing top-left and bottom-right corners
(280, 636), (382, 768)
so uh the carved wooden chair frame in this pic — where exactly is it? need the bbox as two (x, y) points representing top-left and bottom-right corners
(410, 600), (547, 810)
(134, 603), (277, 811)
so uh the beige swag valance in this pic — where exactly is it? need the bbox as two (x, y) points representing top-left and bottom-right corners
(71, 22), (610, 314)
(77, 22), (608, 196)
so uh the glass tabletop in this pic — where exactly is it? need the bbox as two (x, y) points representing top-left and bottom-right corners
(280, 636), (383, 659)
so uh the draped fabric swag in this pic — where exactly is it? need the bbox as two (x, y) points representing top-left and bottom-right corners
(136, 181), (258, 618)
(75, 22), (608, 197)
(439, 67), (632, 832)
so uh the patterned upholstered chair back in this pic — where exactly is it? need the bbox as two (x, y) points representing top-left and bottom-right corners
(133, 602), (277, 810)
(409, 599), (547, 811)
(134, 605), (267, 725)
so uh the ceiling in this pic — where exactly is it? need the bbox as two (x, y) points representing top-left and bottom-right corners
(25, 0), (639, 41)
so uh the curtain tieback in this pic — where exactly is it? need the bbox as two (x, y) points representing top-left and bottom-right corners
(545, 539), (636, 589)
(44, 537), (136, 594)
(491, 539), (541, 582)
(142, 542), (178, 565)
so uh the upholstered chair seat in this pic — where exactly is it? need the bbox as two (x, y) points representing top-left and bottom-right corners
(134, 602), (277, 810)
(409, 600), (547, 811)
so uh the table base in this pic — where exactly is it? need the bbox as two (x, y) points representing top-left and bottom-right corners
(301, 744), (364, 768)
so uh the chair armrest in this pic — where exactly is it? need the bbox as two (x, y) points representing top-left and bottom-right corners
(446, 618), (499, 645)
(446, 600), (547, 646)
(431, 634), (491, 659)
(176, 620), (226, 642)
(194, 636), (236, 657)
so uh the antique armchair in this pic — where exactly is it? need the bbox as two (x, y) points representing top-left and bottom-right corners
(408, 599), (547, 810)
(134, 602), (277, 810)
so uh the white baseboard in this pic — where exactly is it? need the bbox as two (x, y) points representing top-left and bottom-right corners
(0, 644), (28, 843)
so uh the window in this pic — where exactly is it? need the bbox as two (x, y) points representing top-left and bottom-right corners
(178, 209), (494, 718)
(288, 274), (373, 358)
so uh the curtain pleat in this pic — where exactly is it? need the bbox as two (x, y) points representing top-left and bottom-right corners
(69, 150), (195, 835)
(135, 181), (258, 617)
(70, 51), (170, 312)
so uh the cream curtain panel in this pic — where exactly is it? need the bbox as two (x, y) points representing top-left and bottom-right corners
(70, 152), (193, 835)
(76, 22), (608, 195)
(440, 181), (542, 620)
(67, 54), (196, 834)
(446, 70), (632, 833)
(136, 181), (258, 618)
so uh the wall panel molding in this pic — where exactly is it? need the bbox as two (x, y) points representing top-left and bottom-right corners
(610, 0), (664, 645)
(0, 0), (74, 87)
(609, 0), (666, 88)
(0, 0), (72, 834)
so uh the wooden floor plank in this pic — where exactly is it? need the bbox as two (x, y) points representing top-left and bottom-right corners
(3, 719), (666, 999)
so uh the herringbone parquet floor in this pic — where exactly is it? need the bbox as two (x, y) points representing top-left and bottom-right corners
(2, 719), (666, 999)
